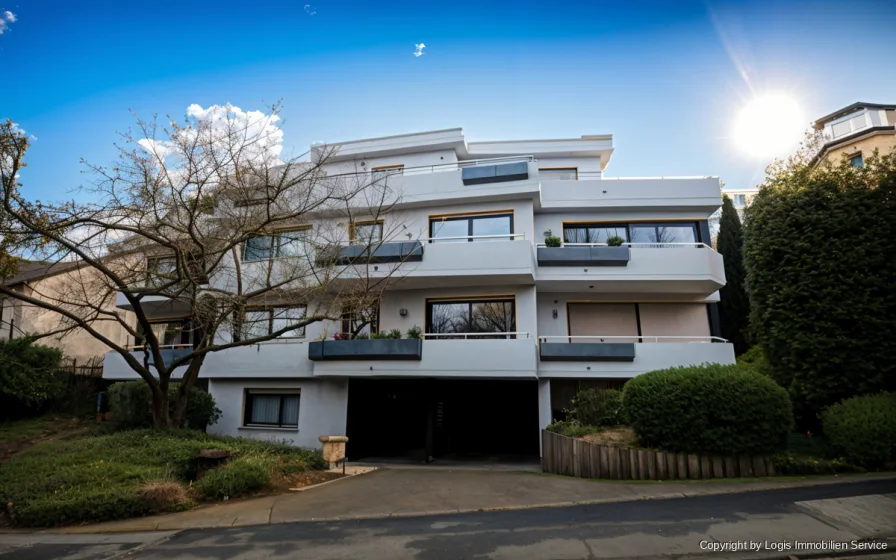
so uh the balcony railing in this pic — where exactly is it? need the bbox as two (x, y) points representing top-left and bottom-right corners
(536, 242), (711, 249)
(423, 332), (531, 340)
(126, 344), (194, 367)
(326, 155), (536, 179)
(539, 335), (728, 343)
(424, 233), (526, 243)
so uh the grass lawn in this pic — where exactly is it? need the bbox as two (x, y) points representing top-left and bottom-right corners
(0, 428), (328, 528)
(0, 414), (90, 464)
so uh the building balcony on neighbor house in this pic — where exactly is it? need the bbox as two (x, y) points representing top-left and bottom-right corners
(536, 335), (735, 378)
(102, 345), (193, 380)
(310, 333), (538, 378)
(345, 156), (541, 208)
(535, 242), (725, 295)
(539, 175), (722, 214)
(327, 234), (536, 290)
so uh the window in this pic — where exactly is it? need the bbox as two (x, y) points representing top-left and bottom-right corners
(136, 319), (192, 347)
(146, 256), (177, 286)
(733, 194), (746, 206)
(244, 391), (300, 428)
(371, 165), (404, 181)
(563, 224), (628, 244)
(630, 223), (697, 246)
(350, 221), (384, 245)
(242, 229), (310, 261)
(341, 304), (379, 339)
(429, 213), (513, 242)
(242, 306), (307, 339)
(426, 298), (516, 339)
(849, 153), (864, 168)
(539, 168), (578, 180)
(829, 112), (871, 139)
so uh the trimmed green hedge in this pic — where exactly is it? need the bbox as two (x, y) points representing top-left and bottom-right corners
(570, 389), (626, 427)
(107, 381), (221, 430)
(622, 364), (793, 455)
(822, 392), (896, 467)
(0, 338), (63, 417)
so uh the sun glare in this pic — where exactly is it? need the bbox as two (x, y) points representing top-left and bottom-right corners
(733, 94), (806, 159)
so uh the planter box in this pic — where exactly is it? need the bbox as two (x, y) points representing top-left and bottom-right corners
(308, 339), (424, 361)
(332, 241), (424, 266)
(461, 162), (529, 185)
(537, 246), (630, 267)
(539, 342), (635, 362)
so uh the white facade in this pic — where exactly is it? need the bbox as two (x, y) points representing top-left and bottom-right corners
(103, 128), (733, 459)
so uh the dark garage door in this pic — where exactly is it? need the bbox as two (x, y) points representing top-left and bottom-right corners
(346, 379), (539, 461)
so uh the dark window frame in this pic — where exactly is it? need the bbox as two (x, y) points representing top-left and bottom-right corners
(136, 318), (194, 347)
(428, 212), (514, 243)
(243, 390), (300, 429)
(349, 220), (384, 245)
(425, 297), (517, 339)
(340, 303), (380, 339)
(562, 221), (703, 245)
(242, 228), (312, 262)
(240, 305), (308, 340)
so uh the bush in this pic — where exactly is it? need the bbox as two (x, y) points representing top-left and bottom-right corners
(605, 235), (625, 247)
(822, 392), (896, 467)
(744, 150), (896, 426)
(0, 338), (64, 416)
(544, 235), (562, 248)
(106, 381), (221, 430)
(546, 420), (597, 438)
(194, 454), (275, 499)
(623, 363), (793, 455)
(570, 389), (625, 427)
(737, 346), (771, 377)
(137, 481), (192, 513)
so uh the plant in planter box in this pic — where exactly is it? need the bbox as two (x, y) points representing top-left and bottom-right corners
(406, 326), (422, 339)
(543, 230), (562, 248)
(354, 332), (370, 340)
(606, 235), (625, 247)
(388, 329), (403, 339)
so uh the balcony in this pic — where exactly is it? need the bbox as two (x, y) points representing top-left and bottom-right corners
(311, 334), (538, 378)
(114, 291), (192, 317)
(535, 243), (725, 295)
(330, 236), (535, 290)
(537, 336), (735, 378)
(539, 175), (722, 213)
(102, 345), (193, 380)
(308, 339), (423, 361)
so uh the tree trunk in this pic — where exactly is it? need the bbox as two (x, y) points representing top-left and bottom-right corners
(149, 384), (171, 428)
(171, 353), (207, 429)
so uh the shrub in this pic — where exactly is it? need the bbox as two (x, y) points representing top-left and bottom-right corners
(737, 346), (771, 377)
(605, 235), (625, 247)
(194, 454), (275, 499)
(744, 149), (896, 426)
(822, 392), (896, 467)
(0, 338), (64, 415)
(570, 389), (625, 427)
(544, 235), (562, 248)
(137, 481), (192, 513)
(623, 363), (793, 455)
(406, 326), (422, 339)
(546, 420), (597, 438)
(771, 453), (864, 475)
(106, 381), (221, 430)
(10, 486), (154, 527)
(717, 194), (750, 356)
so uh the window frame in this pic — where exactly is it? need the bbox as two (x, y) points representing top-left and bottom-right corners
(243, 390), (300, 429)
(425, 297), (517, 339)
(241, 305), (308, 340)
(848, 152), (864, 168)
(340, 303), (380, 339)
(349, 220), (384, 245)
(242, 227), (312, 262)
(136, 318), (193, 348)
(538, 167), (579, 180)
(371, 164), (405, 181)
(562, 221), (702, 245)
(428, 212), (514, 243)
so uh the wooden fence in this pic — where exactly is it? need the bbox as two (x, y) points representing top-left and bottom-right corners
(541, 430), (777, 480)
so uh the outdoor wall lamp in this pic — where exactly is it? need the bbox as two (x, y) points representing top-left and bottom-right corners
(552, 310), (558, 319)
(399, 308), (408, 317)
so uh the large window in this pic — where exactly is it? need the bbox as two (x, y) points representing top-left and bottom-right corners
(563, 222), (700, 247)
(243, 391), (299, 428)
(539, 168), (578, 180)
(242, 306), (307, 339)
(350, 221), (384, 245)
(243, 229), (311, 261)
(426, 298), (516, 339)
(136, 319), (192, 347)
(429, 213), (513, 243)
(341, 304), (379, 339)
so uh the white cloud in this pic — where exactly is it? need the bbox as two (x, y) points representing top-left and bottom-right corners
(413, 43), (426, 57)
(304, 4), (316, 15)
(3, 11), (15, 22)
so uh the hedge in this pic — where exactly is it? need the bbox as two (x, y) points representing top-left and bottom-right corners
(743, 150), (896, 425)
(622, 363), (793, 455)
(822, 392), (896, 467)
(107, 381), (221, 430)
(0, 338), (63, 417)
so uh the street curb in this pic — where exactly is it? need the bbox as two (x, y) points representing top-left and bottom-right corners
(287, 467), (377, 493)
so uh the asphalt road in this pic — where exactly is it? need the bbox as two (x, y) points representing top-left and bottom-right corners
(2, 479), (895, 560)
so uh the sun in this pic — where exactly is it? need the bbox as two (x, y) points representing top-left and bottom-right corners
(733, 94), (806, 159)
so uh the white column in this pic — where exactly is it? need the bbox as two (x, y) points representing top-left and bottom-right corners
(537, 378), (551, 457)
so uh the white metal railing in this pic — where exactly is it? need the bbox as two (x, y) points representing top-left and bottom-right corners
(536, 242), (711, 249)
(126, 344), (192, 351)
(539, 335), (728, 343)
(327, 155), (535, 179)
(424, 332), (531, 339)
(424, 233), (526, 243)
(595, 176), (718, 180)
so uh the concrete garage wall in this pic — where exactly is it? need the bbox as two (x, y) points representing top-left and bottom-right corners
(207, 378), (349, 449)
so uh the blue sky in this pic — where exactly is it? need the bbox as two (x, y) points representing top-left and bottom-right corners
(2, 0), (895, 201)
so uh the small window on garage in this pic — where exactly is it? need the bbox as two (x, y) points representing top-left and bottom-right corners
(244, 391), (300, 428)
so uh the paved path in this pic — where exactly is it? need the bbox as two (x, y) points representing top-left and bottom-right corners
(2, 479), (894, 559)
(51, 469), (896, 533)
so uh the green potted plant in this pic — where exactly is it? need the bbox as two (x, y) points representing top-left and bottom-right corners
(406, 326), (422, 339)
(606, 235), (625, 247)
(543, 229), (562, 248)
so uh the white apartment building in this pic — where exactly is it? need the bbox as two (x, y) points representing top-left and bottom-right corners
(102, 128), (733, 461)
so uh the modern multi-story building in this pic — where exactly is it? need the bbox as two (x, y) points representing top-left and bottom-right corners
(709, 186), (758, 235)
(812, 102), (896, 167)
(102, 128), (734, 461)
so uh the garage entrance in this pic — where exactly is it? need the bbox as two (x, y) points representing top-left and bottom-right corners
(345, 379), (539, 462)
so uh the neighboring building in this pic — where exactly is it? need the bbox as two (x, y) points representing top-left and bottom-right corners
(1, 261), (135, 363)
(102, 128), (733, 460)
(812, 102), (896, 167)
(709, 186), (759, 236)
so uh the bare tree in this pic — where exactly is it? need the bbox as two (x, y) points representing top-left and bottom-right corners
(0, 104), (414, 428)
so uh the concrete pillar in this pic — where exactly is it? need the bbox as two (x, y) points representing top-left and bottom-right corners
(537, 379), (551, 457)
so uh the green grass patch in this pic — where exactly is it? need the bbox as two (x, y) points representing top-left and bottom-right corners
(0, 429), (326, 527)
(0, 414), (73, 447)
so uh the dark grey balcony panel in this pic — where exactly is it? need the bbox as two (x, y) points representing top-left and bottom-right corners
(134, 347), (193, 368)
(462, 162), (529, 185)
(308, 339), (423, 361)
(333, 241), (424, 265)
(539, 342), (636, 362)
(536, 246), (630, 267)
